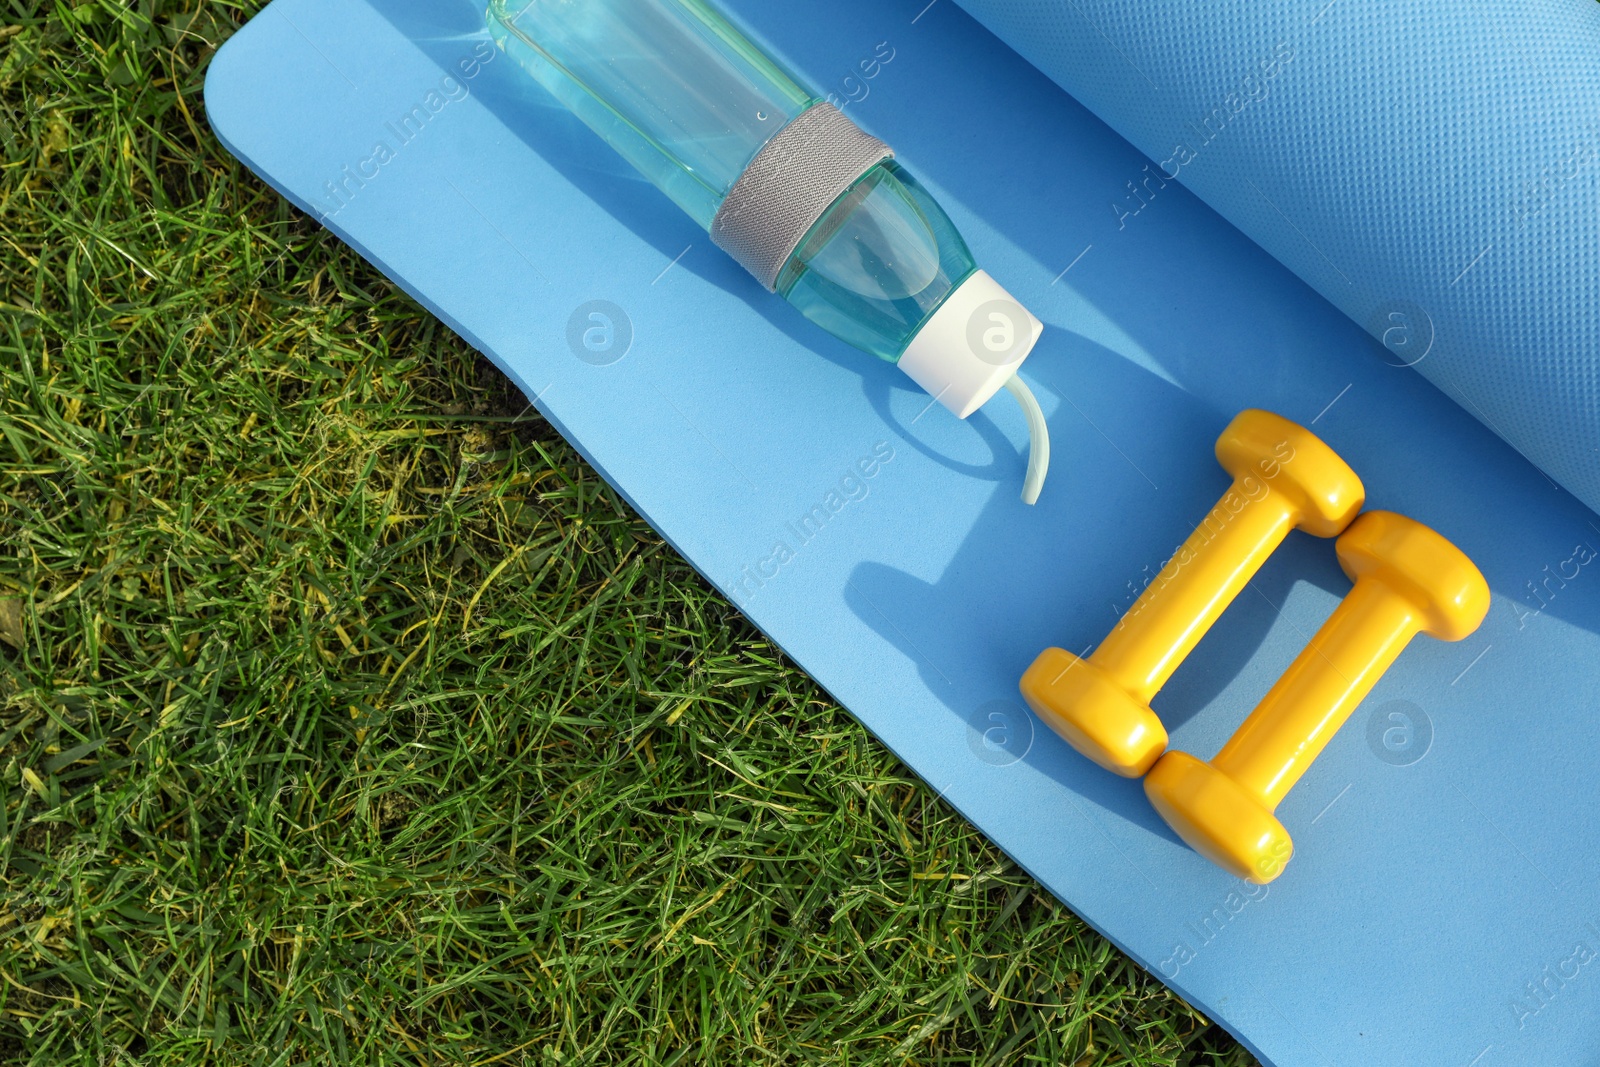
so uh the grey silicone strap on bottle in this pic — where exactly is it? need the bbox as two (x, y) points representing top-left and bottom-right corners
(711, 103), (893, 292)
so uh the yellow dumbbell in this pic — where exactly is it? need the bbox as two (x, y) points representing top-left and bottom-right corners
(1020, 410), (1365, 776)
(1145, 511), (1491, 883)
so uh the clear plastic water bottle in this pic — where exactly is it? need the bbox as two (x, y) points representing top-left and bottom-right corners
(488, 0), (1050, 502)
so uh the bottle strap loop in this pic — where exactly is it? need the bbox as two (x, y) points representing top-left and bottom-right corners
(712, 103), (892, 292)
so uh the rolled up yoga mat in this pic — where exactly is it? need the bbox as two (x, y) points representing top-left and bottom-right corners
(956, 0), (1600, 515)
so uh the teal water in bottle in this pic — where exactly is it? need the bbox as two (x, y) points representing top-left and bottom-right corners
(488, 0), (1049, 502)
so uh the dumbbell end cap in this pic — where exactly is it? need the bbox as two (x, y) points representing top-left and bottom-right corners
(1021, 648), (1167, 777)
(1337, 511), (1491, 642)
(1217, 410), (1365, 538)
(1146, 751), (1293, 884)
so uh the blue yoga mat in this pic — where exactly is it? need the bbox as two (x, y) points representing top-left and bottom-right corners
(205, 2), (1600, 1064)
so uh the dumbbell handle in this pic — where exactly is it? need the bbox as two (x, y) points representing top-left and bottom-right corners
(1093, 482), (1296, 703)
(1211, 578), (1418, 808)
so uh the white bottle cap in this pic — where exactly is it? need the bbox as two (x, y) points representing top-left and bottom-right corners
(897, 269), (1045, 418)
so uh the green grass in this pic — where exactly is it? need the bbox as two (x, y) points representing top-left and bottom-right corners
(0, 3), (1255, 1064)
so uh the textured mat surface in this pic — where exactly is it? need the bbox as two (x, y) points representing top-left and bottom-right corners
(206, 1), (1600, 1063)
(957, 0), (1600, 518)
